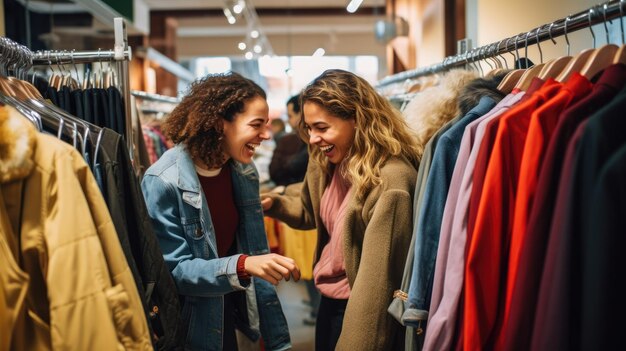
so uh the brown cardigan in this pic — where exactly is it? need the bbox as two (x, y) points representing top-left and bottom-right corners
(266, 156), (418, 350)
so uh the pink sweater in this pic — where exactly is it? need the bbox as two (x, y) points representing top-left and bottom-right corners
(314, 168), (352, 299)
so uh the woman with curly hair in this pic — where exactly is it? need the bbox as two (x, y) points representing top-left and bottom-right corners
(262, 69), (420, 350)
(141, 72), (300, 351)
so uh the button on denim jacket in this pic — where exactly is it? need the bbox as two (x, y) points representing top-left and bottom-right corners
(141, 145), (291, 351)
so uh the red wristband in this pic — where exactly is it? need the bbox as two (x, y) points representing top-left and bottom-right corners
(237, 254), (251, 280)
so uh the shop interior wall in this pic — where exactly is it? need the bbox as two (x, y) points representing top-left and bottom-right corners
(387, 0), (416, 72)
(470, 0), (616, 69)
(388, 0), (448, 71)
(417, 0), (445, 67)
(388, 0), (617, 75)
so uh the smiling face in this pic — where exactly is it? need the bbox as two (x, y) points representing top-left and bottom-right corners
(222, 96), (270, 165)
(303, 102), (356, 164)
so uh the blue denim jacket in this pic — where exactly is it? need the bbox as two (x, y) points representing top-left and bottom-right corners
(141, 145), (291, 351)
(403, 97), (496, 328)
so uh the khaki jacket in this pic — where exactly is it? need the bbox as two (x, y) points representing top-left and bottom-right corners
(0, 106), (152, 350)
(266, 156), (418, 350)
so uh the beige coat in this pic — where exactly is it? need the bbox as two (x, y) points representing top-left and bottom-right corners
(0, 106), (152, 350)
(266, 156), (418, 350)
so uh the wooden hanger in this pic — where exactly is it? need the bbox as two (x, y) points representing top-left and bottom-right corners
(497, 69), (525, 93)
(7, 77), (42, 100)
(614, 45), (626, 64)
(510, 30), (545, 91)
(538, 56), (572, 80)
(1, 76), (33, 100)
(534, 21), (573, 80)
(576, 6), (619, 80)
(579, 44), (619, 79)
(496, 36), (525, 92)
(0, 76), (18, 97)
(555, 48), (595, 82)
(514, 63), (546, 91)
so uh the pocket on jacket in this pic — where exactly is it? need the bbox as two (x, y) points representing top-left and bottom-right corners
(183, 220), (210, 259)
(104, 284), (133, 348)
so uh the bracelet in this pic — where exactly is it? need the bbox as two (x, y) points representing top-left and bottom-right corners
(237, 254), (251, 280)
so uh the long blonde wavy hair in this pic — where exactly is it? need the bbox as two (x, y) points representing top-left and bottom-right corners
(299, 69), (420, 200)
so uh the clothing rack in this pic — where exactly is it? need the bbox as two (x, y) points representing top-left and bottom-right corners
(131, 90), (180, 115)
(131, 90), (180, 104)
(377, 0), (626, 88)
(26, 18), (134, 159)
(31, 49), (131, 65)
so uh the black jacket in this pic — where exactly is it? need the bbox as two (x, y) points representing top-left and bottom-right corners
(98, 128), (184, 350)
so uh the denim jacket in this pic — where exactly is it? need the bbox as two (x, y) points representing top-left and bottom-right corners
(141, 145), (291, 351)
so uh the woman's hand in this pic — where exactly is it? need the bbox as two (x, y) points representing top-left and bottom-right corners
(244, 254), (301, 285)
(261, 196), (273, 211)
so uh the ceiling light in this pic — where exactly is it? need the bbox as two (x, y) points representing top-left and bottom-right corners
(346, 0), (364, 13)
(223, 8), (237, 24)
(233, 3), (244, 14)
(245, 52), (254, 60)
(223, 0), (246, 24)
(312, 48), (326, 57)
(253, 44), (262, 53)
(238, 42), (247, 50)
(250, 30), (259, 39)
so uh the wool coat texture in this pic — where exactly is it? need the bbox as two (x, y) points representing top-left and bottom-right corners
(266, 156), (418, 350)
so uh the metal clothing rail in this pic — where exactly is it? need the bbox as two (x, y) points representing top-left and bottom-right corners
(31, 48), (132, 65)
(131, 90), (180, 104)
(0, 18), (135, 162)
(377, 0), (626, 87)
(35, 19), (133, 160)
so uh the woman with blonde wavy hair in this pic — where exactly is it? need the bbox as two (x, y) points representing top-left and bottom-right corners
(262, 69), (419, 350)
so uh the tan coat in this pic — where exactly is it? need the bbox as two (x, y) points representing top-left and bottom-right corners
(266, 156), (418, 350)
(0, 106), (152, 350)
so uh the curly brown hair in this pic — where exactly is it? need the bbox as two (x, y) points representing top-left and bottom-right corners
(163, 72), (266, 168)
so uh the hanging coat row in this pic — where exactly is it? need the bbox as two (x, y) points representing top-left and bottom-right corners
(379, 2), (626, 350)
(0, 37), (184, 350)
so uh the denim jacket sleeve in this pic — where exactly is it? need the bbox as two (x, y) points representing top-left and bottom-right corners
(141, 174), (249, 297)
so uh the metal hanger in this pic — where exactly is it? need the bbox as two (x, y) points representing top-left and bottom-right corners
(538, 21), (573, 80)
(589, 7), (597, 49)
(495, 39), (509, 69)
(474, 48), (484, 76)
(602, 3), (612, 45)
(535, 26), (544, 64)
(524, 30), (532, 66)
(579, 5), (619, 79)
(514, 29), (546, 91)
(564, 16), (571, 56)
(613, 0), (626, 63)
(506, 37), (516, 68)
(555, 14), (595, 82)
(514, 33), (522, 66)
